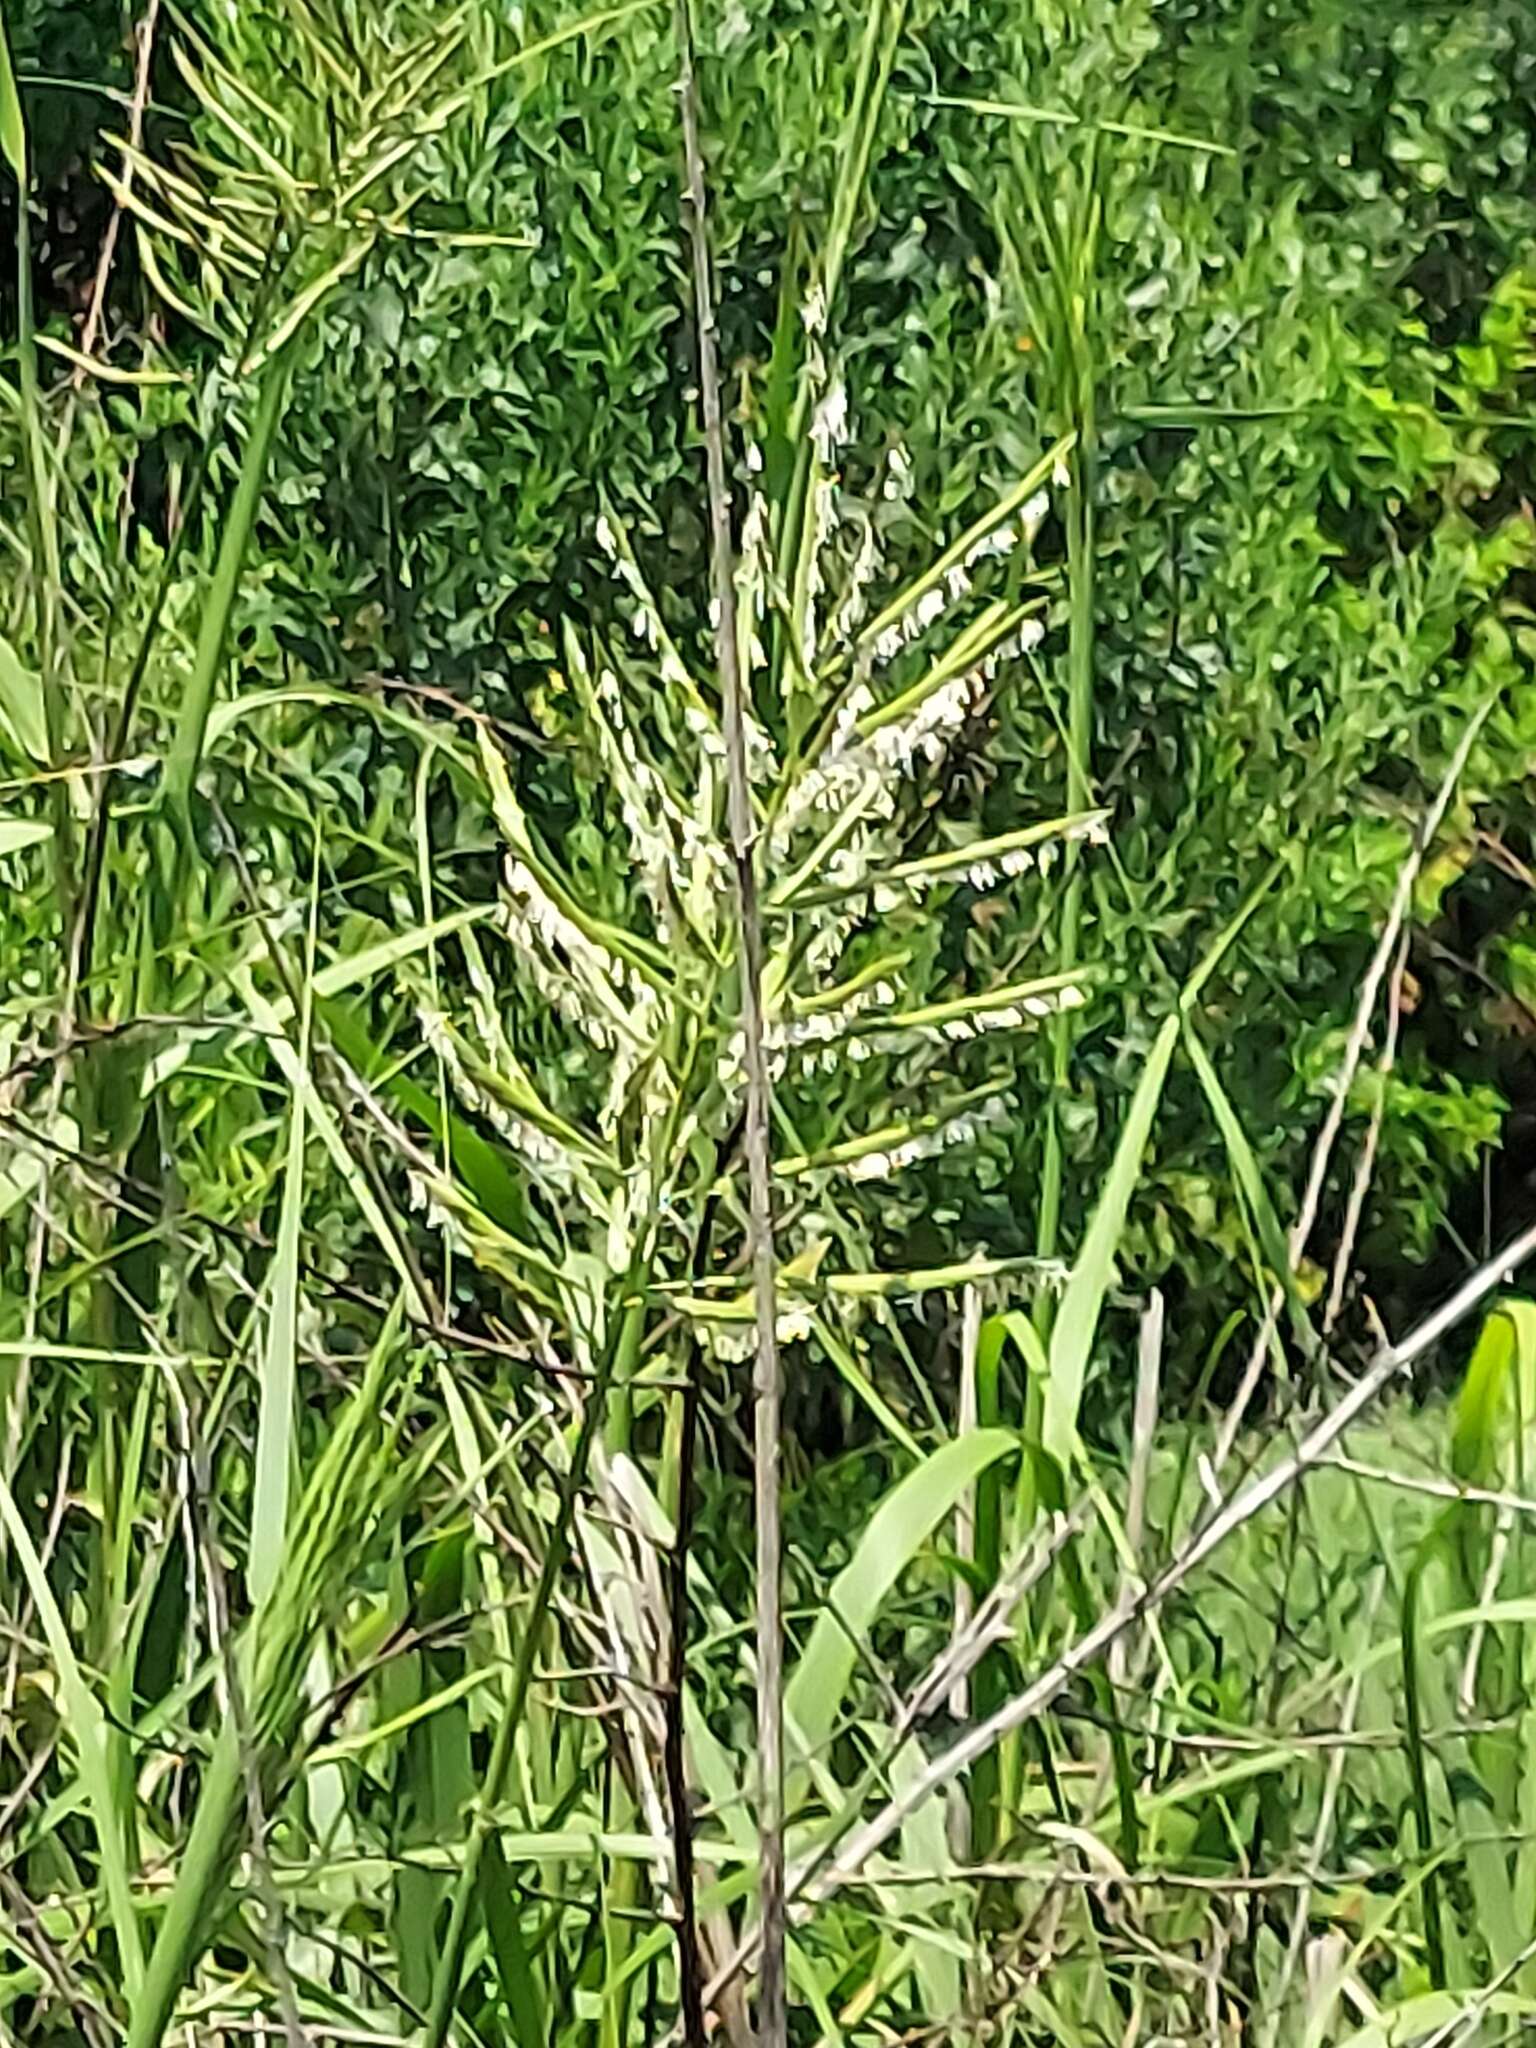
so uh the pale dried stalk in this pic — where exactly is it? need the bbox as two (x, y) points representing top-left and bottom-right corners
(898, 1507), (1088, 1743)
(1324, 1452), (1536, 1520)
(1459, 1505), (1512, 1716)
(1324, 932), (1409, 1333)
(74, 0), (162, 378)
(1111, 1288), (1163, 1693)
(949, 1287), (982, 1720)
(674, 3), (786, 2038)
(1215, 705), (1489, 1468)
(815, 1211), (1536, 1888)
(947, 1288), (981, 1860)
(1126, 1289), (1163, 1558)
(1418, 1931), (1536, 2048)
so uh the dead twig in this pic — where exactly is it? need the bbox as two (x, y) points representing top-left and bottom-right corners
(1215, 704), (1490, 1467)
(1325, 933), (1408, 1333)
(673, 0), (786, 2038)
(73, 0), (162, 381)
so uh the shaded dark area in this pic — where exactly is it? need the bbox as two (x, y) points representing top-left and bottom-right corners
(0, 1), (132, 325)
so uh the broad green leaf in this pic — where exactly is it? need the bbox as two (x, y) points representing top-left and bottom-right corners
(0, 5), (24, 184)
(249, 1083), (305, 1607)
(0, 1471), (145, 1996)
(1452, 1299), (1536, 1484)
(785, 1428), (1017, 1765)
(0, 816), (50, 854)
(0, 635), (46, 763)
(1409, 1300), (1536, 1982)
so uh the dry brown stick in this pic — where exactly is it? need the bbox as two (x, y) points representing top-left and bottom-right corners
(73, 0), (161, 380)
(673, 2), (786, 2040)
(1214, 704), (1490, 1468)
(660, 1187), (726, 2048)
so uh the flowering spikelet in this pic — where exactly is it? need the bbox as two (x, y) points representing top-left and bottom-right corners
(846, 1096), (1010, 1183)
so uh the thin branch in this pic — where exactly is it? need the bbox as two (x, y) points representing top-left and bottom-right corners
(1420, 1931), (1536, 2048)
(813, 1209), (1536, 1891)
(73, 0), (161, 378)
(674, 3), (786, 2041)
(662, 1192), (723, 2048)
(1323, 1452), (1536, 1520)
(1215, 703), (1490, 1465)
(0, 1866), (115, 2048)
(1325, 931), (1408, 1332)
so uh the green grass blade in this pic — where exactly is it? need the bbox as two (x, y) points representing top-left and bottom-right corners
(0, 1469), (146, 1999)
(784, 1429), (1017, 1766)
(1400, 1539), (1448, 1988)
(931, 92), (1234, 155)
(421, 1272), (653, 2046)
(163, 351), (291, 826)
(0, 815), (50, 853)
(125, 1720), (242, 2048)
(238, 972), (429, 1319)
(249, 1081), (305, 1607)
(1183, 1019), (1316, 1359)
(2, 0), (70, 908)
(480, 1833), (549, 2048)
(0, 4), (24, 182)
(0, 633), (46, 761)
(810, 1313), (922, 1457)
(1042, 1016), (1178, 1466)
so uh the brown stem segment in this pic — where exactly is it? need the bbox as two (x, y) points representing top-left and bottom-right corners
(663, 1190), (722, 2048)
(673, 7), (786, 2040)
